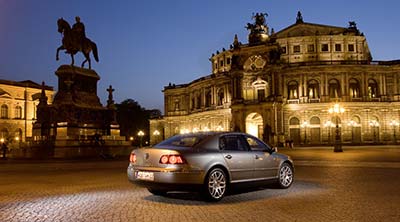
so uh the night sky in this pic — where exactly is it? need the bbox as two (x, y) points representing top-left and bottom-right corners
(1, 0), (399, 112)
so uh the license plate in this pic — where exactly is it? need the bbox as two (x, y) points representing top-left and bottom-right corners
(136, 171), (154, 181)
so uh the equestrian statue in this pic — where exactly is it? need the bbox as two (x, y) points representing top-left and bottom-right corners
(56, 17), (99, 69)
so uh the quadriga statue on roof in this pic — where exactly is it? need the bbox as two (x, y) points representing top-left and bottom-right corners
(56, 17), (99, 69)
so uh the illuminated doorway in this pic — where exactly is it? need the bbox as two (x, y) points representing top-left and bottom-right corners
(246, 112), (263, 138)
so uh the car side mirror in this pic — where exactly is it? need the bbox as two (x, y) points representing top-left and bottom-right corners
(271, 147), (278, 153)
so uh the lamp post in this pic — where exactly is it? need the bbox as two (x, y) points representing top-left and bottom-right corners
(137, 130), (144, 147)
(300, 121), (309, 144)
(389, 120), (399, 143)
(153, 130), (160, 144)
(328, 103), (345, 152)
(369, 120), (379, 143)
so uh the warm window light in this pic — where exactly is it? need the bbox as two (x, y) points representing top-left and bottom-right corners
(369, 120), (380, 127)
(180, 129), (190, 134)
(203, 127), (210, 132)
(192, 128), (199, 133)
(389, 120), (399, 126)
(129, 136), (134, 141)
(301, 121), (309, 128)
(15, 136), (19, 141)
(324, 121), (334, 127)
(153, 130), (160, 136)
(0, 138), (4, 143)
(216, 126), (224, 131)
(328, 103), (345, 114)
(347, 120), (358, 127)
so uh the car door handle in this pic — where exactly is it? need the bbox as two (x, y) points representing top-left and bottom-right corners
(225, 155), (232, 159)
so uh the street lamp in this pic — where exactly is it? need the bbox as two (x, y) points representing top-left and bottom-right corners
(324, 121), (334, 144)
(300, 121), (309, 144)
(369, 120), (379, 143)
(328, 103), (345, 152)
(153, 130), (160, 144)
(137, 130), (144, 147)
(389, 120), (399, 143)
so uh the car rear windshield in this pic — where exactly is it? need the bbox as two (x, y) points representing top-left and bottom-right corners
(157, 134), (207, 147)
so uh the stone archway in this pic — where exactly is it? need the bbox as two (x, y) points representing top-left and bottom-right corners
(245, 112), (263, 139)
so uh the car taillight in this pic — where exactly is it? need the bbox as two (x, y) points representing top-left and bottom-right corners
(159, 155), (185, 164)
(129, 152), (136, 163)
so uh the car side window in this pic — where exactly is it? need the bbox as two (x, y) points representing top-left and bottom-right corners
(219, 135), (247, 151)
(245, 136), (270, 152)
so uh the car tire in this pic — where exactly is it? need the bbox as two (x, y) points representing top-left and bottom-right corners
(275, 162), (294, 189)
(147, 188), (167, 196)
(203, 168), (227, 202)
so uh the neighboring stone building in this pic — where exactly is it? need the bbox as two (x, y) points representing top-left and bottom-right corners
(0, 79), (54, 146)
(150, 12), (400, 146)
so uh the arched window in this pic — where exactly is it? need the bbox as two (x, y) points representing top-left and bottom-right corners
(205, 90), (212, 107)
(328, 79), (341, 98)
(1, 104), (8, 119)
(15, 106), (22, 119)
(14, 129), (22, 140)
(310, 116), (320, 125)
(349, 78), (361, 98)
(368, 79), (378, 98)
(287, 81), (299, 99)
(289, 117), (300, 125)
(196, 94), (201, 109)
(307, 79), (319, 99)
(217, 89), (224, 106)
(0, 128), (8, 139)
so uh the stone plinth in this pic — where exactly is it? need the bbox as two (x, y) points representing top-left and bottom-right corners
(32, 65), (130, 158)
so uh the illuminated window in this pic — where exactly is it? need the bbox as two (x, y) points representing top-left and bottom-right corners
(368, 79), (378, 98)
(287, 81), (299, 99)
(282, 46), (287, 54)
(349, 78), (361, 98)
(14, 106), (22, 119)
(307, 79), (320, 99)
(328, 79), (341, 98)
(1, 104), (8, 119)
(335, 44), (342, 52)
(348, 44), (355, 52)
(321, 44), (329, 52)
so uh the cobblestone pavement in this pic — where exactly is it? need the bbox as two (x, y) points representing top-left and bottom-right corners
(0, 148), (399, 222)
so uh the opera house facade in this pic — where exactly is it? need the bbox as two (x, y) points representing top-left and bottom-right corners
(150, 12), (400, 146)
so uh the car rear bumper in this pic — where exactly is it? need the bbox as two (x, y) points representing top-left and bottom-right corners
(127, 165), (206, 188)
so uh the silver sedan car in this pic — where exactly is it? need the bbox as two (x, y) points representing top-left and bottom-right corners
(127, 132), (294, 201)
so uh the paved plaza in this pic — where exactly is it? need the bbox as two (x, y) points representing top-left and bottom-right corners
(0, 147), (399, 222)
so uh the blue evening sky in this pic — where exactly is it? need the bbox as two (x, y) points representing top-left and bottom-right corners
(1, 0), (399, 112)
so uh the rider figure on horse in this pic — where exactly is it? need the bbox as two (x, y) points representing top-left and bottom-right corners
(72, 16), (86, 51)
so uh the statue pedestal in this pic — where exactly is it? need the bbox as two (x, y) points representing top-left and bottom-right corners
(32, 65), (130, 159)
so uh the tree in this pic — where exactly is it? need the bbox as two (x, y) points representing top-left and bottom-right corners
(116, 99), (161, 146)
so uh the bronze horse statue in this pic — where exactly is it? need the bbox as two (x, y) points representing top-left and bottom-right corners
(56, 18), (99, 69)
